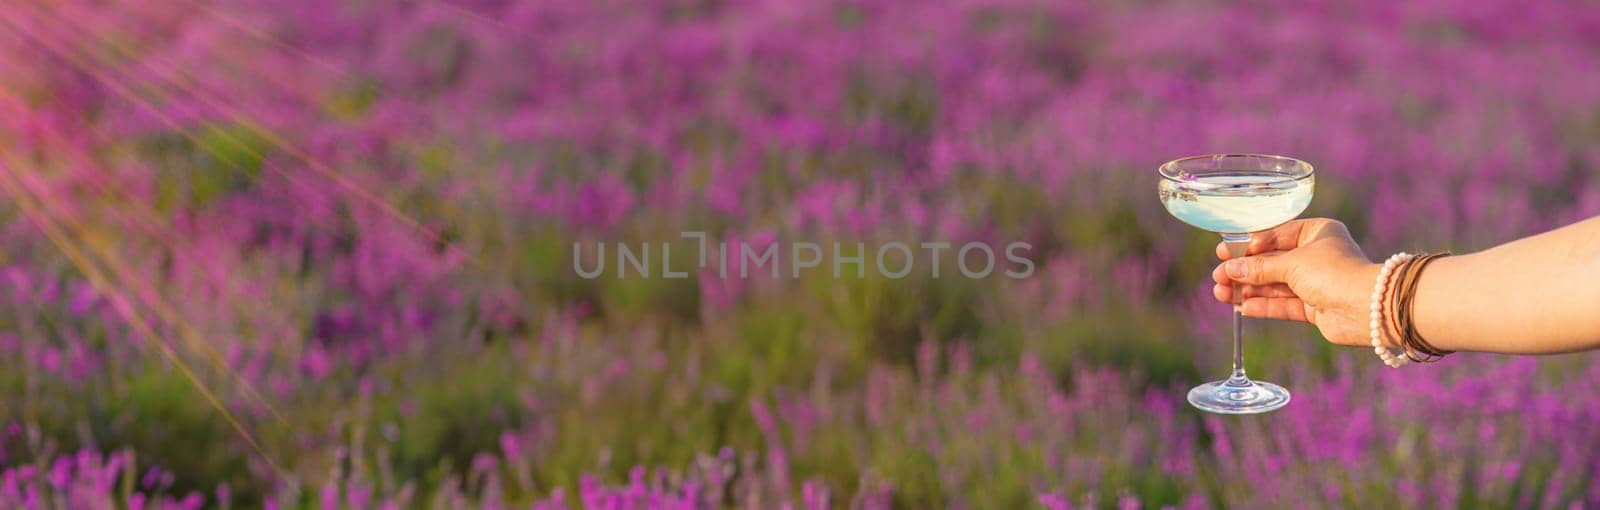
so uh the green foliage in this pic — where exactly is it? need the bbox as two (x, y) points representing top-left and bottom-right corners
(873, 448), (945, 508)
(818, 270), (985, 370)
(1036, 306), (1199, 388)
(597, 244), (703, 323)
(714, 304), (817, 394)
(140, 122), (270, 213)
(322, 79), (382, 121)
(91, 365), (263, 501)
(390, 354), (528, 482)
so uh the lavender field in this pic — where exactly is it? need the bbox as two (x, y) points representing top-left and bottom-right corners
(2, 0), (1600, 508)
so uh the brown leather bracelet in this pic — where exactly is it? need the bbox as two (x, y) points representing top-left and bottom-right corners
(1397, 252), (1452, 362)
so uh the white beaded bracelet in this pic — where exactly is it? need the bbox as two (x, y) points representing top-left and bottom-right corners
(1371, 253), (1413, 367)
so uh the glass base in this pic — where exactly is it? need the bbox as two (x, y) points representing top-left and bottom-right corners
(1187, 378), (1290, 414)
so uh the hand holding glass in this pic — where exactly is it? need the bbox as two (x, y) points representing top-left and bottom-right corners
(1158, 154), (1314, 414)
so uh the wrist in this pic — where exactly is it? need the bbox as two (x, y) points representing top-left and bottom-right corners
(1350, 262), (1406, 348)
(1407, 254), (1460, 353)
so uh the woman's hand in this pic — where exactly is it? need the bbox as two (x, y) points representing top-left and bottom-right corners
(1212, 216), (1600, 354)
(1210, 218), (1382, 347)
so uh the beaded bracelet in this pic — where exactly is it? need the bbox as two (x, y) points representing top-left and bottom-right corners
(1370, 253), (1413, 367)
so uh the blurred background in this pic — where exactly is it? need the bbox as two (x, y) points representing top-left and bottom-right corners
(2, 0), (1600, 508)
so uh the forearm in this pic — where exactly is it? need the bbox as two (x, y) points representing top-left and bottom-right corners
(1410, 216), (1600, 354)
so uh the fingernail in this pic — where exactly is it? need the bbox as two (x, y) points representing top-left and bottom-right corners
(1226, 260), (1249, 278)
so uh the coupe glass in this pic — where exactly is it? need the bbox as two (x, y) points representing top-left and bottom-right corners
(1158, 154), (1314, 414)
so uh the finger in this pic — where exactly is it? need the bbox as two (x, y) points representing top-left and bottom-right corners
(1212, 283), (1296, 302)
(1215, 235), (1271, 260)
(1240, 297), (1310, 322)
(1221, 251), (1295, 286)
(1255, 219), (1325, 253)
(1283, 218), (1355, 250)
(1251, 220), (1320, 254)
(1247, 230), (1280, 255)
(1212, 259), (1305, 287)
(1216, 228), (1307, 261)
(1240, 283), (1296, 299)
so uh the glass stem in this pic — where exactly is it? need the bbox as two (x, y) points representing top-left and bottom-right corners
(1222, 233), (1251, 386)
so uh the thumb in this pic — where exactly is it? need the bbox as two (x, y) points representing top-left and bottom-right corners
(1223, 252), (1295, 286)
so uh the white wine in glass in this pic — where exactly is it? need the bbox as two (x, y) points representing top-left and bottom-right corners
(1158, 154), (1314, 414)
